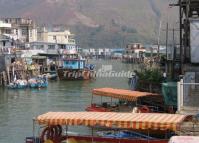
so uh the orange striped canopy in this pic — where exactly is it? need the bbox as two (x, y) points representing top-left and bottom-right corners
(92, 88), (156, 101)
(36, 112), (187, 131)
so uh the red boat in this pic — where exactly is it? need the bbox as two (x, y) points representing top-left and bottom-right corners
(86, 88), (160, 113)
(86, 103), (112, 112)
(25, 112), (188, 143)
(66, 135), (168, 143)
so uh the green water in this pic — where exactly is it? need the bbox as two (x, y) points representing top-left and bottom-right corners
(0, 60), (136, 143)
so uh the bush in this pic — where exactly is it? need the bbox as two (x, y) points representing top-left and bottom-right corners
(137, 68), (162, 83)
(136, 69), (163, 93)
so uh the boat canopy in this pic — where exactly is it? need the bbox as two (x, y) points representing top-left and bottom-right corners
(92, 88), (156, 101)
(36, 112), (187, 131)
(169, 136), (199, 143)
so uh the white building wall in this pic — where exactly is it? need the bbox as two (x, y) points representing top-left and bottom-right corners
(29, 28), (37, 42)
(0, 21), (11, 28)
(98, 49), (104, 55)
(45, 30), (75, 45)
(0, 21), (12, 35)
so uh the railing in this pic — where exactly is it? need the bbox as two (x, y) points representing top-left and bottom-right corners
(178, 79), (199, 113)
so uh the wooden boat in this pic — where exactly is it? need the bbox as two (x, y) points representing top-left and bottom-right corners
(57, 53), (95, 81)
(57, 60), (95, 80)
(25, 112), (188, 143)
(86, 88), (160, 113)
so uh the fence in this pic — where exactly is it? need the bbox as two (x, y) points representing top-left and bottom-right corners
(177, 79), (199, 113)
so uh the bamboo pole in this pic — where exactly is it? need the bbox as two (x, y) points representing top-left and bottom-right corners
(7, 66), (10, 84)
(0, 72), (2, 85)
(3, 71), (7, 86)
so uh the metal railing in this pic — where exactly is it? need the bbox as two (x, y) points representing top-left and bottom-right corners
(178, 79), (199, 112)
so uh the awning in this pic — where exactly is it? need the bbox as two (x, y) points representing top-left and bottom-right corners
(92, 88), (156, 101)
(36, 112), (187, 131)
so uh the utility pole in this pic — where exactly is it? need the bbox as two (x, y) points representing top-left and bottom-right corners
(157, 20), (162, 59)
(166, 22), (169, 60)
(179, 0), (183, 74)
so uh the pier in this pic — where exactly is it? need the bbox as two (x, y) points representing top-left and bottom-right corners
(0, 59), (43, 86)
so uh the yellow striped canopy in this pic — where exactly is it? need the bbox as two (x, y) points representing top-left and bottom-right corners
(36, 112), (187, 131)
(92, 88), (156, 101)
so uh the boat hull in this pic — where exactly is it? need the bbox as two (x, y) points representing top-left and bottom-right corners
(26, 135), (168, 143)
(29, 82), (48, 88)
(57, 69), (95, 80)
(67, 135), (168, 143)
(86, 106), (111, 112)
(48, 74), (58, 80)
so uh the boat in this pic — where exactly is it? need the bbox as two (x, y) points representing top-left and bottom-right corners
(97, 130), (156, 140)
(57, 59), (95, 80)
(28, 76), (48, 88)
(25, 112), (188, 143)
(57, 49), (95, 80)
(7, 80), (28, 89)
(43, 71), (58, 81)
(86, 87), (161, 113)
(6, 70), (48, 89)
(47, 73), (58, 80)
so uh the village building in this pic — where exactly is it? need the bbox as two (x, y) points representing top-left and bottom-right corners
(30, 27), (76, 55)
(0, 21), (14, 50)
(37, 27), (75, 44)
(125, 43), (146, 58)
(0, 20), (12, 35)
(0, 18), (37, 43)
(0, 35), (13, 52)
(122, 43), (146, 63)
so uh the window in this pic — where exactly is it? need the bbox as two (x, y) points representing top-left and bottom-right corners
(48, 45), (55, 50)
(68, 39), (75, 43)
(53, 36), (56, 40)
(36, 45), (44, 50)
(3, 41), (6, 46)
(59, 45), (65, 49)
(16, 29), (18, 35)
(22, 27), (28, 36)
(29, 30), (32, 37)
